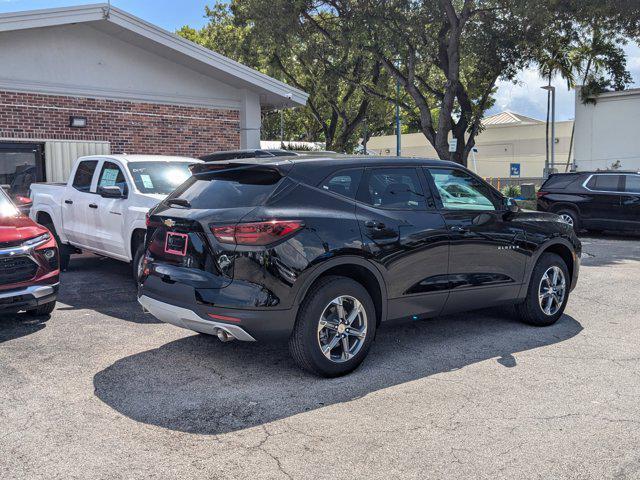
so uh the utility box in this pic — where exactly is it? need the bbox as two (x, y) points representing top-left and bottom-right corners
(521, 183), (536, 200)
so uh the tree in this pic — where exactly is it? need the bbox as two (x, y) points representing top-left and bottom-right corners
(530, 11), (632, 171)
(535, 31), (576, 172)
(241, 0), (553, 166)
(179, 3), (393, 152)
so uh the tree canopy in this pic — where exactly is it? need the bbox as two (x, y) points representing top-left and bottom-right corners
(180, 1), (637, 163)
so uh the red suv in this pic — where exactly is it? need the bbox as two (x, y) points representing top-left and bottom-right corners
(0, 188), (59, 316)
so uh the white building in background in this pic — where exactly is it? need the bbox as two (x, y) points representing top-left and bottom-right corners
(367, 111), (574, 179)
(574, 87), (640, 172)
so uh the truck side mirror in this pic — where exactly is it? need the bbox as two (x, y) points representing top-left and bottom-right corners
(98, 185), (125, 199)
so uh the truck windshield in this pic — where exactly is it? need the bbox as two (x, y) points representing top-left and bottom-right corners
(127, 162), (193, 195)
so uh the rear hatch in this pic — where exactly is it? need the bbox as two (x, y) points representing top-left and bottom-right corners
(145, 161), (293, 290)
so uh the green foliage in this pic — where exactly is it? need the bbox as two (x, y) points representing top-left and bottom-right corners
(178, 3), (393, 153)
(501, 185), (522, 198)
(178, 1), (636, 162)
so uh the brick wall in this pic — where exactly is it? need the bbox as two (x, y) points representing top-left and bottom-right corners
(0, 90), (241, 156)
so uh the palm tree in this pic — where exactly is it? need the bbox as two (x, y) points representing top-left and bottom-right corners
(564, 25), (630, 171)
(537, 43), (575, 174)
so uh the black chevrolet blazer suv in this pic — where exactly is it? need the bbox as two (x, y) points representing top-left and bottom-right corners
(139, 156), (581, 377)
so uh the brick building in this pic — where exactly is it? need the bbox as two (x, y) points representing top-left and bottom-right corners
(0, 4), (307, 192)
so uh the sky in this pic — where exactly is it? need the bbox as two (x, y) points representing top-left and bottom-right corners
(1, 0), (639, 122)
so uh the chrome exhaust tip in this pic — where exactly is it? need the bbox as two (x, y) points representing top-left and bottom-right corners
(216, 329), (235, 342)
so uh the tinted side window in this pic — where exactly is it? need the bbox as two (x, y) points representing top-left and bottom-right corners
(587, 175), (622, 192)
(358, 168), (425, 210)
(320, 169), (363, 199)
(428, 168), (498, 211)
(624, 175), (640, 193)
(72, 160), (98, 192)
(98, 161), (128, 195)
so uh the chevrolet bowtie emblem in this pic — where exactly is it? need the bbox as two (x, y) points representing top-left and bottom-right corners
(164, 219), (176, 228)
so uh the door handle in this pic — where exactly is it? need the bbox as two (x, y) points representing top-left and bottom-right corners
(449, 225), (467, 233)
(365, 220), (386, 230)
(89, 203), (98, 209)
(64, 200), (73, 205)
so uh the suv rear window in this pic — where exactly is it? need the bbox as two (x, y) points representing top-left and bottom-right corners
(167, 167), (282, 209)
(541, 174), (580, 190)
(586, 174), (623, 192)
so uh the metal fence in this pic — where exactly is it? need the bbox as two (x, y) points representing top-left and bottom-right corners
(484, 177), (544, 191)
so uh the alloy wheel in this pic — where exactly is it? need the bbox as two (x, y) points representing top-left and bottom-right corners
(538, 266), (566, 316)
(559, 213), (574, 227)
(136, 254), (145, 280)
(317, 295), (368, 363)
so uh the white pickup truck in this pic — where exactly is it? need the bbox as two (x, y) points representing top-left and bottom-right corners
(30, 154), (199, 278)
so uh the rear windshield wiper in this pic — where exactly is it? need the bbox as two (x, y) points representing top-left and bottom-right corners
(165, 198), (191, 208)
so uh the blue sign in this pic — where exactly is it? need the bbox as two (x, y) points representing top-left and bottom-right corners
(510, 163), (521, 177)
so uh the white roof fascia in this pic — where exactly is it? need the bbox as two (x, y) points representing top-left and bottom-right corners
(0, 3), (308, 107)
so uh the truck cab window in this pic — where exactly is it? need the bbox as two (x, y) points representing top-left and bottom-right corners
(72, 160), (98, 192)
(98, 162), (128, 196)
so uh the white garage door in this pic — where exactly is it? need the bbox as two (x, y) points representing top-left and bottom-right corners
(45, 140), (111, 183)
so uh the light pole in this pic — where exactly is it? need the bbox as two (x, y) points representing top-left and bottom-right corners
(395, 79), (401, 157)
(541, 85), (556, 177)
(280, 109), (284, 148)
(362, 116), (368, 155)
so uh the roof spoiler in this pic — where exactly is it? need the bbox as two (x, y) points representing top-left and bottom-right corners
(189, 161), (290, 176)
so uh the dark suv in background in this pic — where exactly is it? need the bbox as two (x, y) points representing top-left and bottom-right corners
(139, 156), (581, 377)
(537, 171), (640, 233)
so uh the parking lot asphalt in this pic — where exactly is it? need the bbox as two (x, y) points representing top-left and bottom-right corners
(2, 234), (640, 479)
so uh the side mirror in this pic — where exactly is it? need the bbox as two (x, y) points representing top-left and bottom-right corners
(12, 195), (32, 215)
(98, 185), (125, 198)
(505, 197), (519, 213)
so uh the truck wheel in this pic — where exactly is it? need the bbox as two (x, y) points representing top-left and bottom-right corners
(516, 253), (569, 327)
(132, 243), (146, 282)
(289, 276), (376, 377)
(26, 301), (56, 316)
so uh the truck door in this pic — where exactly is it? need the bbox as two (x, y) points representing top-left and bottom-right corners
(62, 160), (99, 247)
(92, 160), (129, 259)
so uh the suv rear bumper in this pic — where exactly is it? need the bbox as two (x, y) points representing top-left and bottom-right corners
(139, 295), (257, 341)
(137, 292), (297, 342)
(0, 283), (58, 312)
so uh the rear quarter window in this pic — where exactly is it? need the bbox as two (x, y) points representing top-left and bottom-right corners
(319, 169), (363, 199)
(586, 174), (623, 192)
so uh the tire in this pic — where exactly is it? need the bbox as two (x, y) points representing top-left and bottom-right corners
(42, 220), (70, 271)
(516, 253), (570, 326)
(289, 276), (377, 377)
(26, 301), (56, 316)
(132, 242), (146, 282)
(556, 208), (580, 232)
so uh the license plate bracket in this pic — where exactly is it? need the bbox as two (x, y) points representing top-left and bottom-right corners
(164, 232), (188, 256)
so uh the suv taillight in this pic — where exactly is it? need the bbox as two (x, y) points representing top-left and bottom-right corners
(211, 220), (304, 246)
(536, 191), (548, 199)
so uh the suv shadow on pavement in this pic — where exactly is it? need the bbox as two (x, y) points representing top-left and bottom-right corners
(56, 254), (161, 324)
(579, 233), (640, 268)
(0, 312), (51, 344)
(93, 309), (582, 435)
